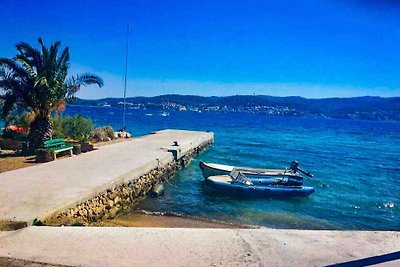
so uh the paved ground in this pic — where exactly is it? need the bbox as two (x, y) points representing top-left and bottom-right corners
(0, 257), (71, 267)
(0, 227), (398, 267)
(0, 130), (213, 224)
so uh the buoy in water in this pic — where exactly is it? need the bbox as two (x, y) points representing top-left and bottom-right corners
(151, 183), (165, 197)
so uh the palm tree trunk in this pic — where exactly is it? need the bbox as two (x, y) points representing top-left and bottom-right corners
(28, 117), (53, 152)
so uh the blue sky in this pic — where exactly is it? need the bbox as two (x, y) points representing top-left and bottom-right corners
(1, 0), (400, 99)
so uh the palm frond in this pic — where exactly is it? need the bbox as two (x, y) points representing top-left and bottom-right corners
(15, 41), (43, 73)
(38, 37), (49, 60)
(0, 57), (30, 80)
(49, 41), (61, 66)
(14, 56), (36, 79)
(57, 47), (70, 71)
(75, 73), (104, 87)
(34, 76), (48, 88)
(0, 67), (5, 79)
(0, 76), (21, 92)
(15, 42), (36, 55)
(0, 93), (17, 117)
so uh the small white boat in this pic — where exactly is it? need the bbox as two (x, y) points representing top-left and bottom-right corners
(160, 112), (169, 117)
(199, 161), (294, 177)
(199, 161), (312, 186)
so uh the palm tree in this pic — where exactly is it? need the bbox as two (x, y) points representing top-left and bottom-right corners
(0, 38), (103, 152)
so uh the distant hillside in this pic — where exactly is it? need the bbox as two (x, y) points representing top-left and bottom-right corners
(72, 94), (400, 121)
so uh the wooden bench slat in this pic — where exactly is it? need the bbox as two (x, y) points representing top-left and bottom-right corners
(44, 138), (65, 144)
(52, 146), (73, 153)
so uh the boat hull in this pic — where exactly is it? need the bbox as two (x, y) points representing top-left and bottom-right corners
(205, 175), (314, 198)
(199, 161), (303, 186)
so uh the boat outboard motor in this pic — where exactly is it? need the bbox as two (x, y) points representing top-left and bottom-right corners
(290, 161), (299, 171)
(290, 161), (313, 178)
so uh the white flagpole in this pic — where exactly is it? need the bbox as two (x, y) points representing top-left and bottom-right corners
(122, 23), (130, 135)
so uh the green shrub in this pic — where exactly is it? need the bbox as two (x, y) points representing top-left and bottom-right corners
(52, 115), (67, 138)
(72, 115), (94, 142)
(91, 125), (116, 142)
(52, 115), (94, 142)
(102, 125), (116, 140)
(91, 127), (107, 142)
(51, 115), (117, 143)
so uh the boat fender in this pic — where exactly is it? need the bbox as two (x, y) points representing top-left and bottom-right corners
(151, 183), (165, 197)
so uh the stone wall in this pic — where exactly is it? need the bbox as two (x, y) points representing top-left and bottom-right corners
(44, 139), (213, 226)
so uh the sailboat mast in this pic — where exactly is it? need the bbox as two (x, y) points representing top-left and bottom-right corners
(122, 23), (130, 132)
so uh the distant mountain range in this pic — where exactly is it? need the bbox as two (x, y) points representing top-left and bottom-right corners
(72, 94), (400, 121)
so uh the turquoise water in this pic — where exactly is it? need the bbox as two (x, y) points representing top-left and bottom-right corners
(66, 105), (400, 230)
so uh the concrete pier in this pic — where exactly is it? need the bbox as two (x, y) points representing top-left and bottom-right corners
(0, 129), (214, 225)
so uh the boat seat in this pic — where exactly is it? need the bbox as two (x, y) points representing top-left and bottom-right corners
(230, 168), (253, 186)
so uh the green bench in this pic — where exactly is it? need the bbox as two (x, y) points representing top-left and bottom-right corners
(43, 138), (73, 159)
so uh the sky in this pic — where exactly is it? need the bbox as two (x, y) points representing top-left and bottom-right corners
(1, 0), (400, 99)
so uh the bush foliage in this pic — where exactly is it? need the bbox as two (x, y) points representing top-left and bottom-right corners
(52, 115), (94, 142)
(92, 125), (116, 142)
(102, 125), (116, 140)
(52, 115), (116, 142)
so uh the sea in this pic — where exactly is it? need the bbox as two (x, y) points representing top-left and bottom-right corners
(65, 105), (400, 230)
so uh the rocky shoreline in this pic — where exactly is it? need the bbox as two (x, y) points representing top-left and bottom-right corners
(45, 139), (213, 226)
(90, 210), (257, 229)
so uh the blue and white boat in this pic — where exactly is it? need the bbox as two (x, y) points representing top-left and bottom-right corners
(205, 171), (315, 198)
